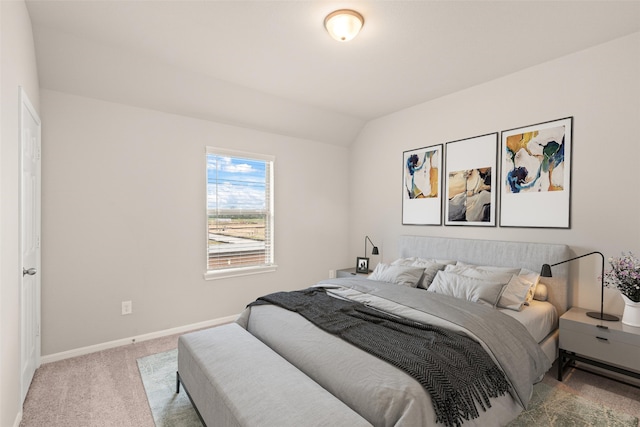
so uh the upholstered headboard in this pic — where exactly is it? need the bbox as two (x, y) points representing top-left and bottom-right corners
(398, 236), (571, 316)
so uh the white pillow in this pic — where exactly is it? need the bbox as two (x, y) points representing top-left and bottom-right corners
(391, 257), (456, 266)
(518, 268), (541, 302)
(431, 258), (457, 266)
(455, 261), (521, 272)
(427, 271), (505, 307)
(518, 268), (540, 285)
(533, 283), (548, 301)
(368, 263), (424, 287)
(498, 275), (532, 311)
(391, 257), (415, 266)
(444, 264), (518, 284)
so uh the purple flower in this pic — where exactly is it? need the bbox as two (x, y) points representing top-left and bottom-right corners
(604, 252), (640, 303)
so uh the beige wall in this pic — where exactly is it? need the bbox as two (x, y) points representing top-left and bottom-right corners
(40, 90), (350, 355)
(348, 33), (640, 317)
(1, 1), (41, 425)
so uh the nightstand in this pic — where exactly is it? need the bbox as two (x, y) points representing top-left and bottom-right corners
(336, 267), (369, 278)
(558, 306), (640, 384)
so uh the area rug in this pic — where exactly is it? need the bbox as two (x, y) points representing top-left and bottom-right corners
(507, 381), (638, 426)
(138, 349), (638, 427)
(137, 349), (202, 426)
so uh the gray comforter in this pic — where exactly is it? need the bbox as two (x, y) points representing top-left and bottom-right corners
(239, 277), (551, 427)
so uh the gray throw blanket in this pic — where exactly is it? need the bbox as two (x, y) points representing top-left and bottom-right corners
(251, 288), (510, 427)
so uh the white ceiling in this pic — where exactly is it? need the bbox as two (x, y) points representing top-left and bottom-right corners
(26, 0), (640, 146)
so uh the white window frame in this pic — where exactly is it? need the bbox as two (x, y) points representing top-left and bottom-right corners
(204, 147), (276, 280)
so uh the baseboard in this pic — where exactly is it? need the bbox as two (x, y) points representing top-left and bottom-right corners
(40, 314), (238, 364)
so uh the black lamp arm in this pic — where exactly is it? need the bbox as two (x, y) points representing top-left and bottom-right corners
(364, 235), (379, 257)
(541, 251), (617, 322)
(549, 251), (604, 268)
(541, 251), (604, 277)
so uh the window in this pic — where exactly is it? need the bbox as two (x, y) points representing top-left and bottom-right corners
(205, 147), (275, 279)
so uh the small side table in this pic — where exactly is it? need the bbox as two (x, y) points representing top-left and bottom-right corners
(558, 306), (640, 386)
(336, 267), (370, 278)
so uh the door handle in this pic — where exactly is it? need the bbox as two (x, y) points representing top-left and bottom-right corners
(23, 268), (37, 276)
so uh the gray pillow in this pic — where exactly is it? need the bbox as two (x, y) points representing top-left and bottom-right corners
(428, 270), (505, 307)
(408, 259), (447, 289)
(391, 258), (449, 288)
(368, 263), (425, 287)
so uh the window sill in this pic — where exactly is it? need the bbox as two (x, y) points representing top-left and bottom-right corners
(204, 264), (278, 281)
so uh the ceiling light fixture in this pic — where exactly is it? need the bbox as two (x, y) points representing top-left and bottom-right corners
(324, 9), (364, 42)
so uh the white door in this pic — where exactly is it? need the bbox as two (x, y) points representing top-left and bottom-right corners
(20, 87), (41, 404)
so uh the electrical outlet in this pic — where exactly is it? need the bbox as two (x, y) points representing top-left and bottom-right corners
(121, 300), (132, 315)
(329, 269), (336, 279)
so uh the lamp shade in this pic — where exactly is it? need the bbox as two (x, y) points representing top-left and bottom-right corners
(365, 236), (379, 258)
(324, 10), (364, 42)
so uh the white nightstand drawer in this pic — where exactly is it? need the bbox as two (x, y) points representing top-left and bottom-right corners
(560, 329), (640, 372)
(561, 317), (640, 347)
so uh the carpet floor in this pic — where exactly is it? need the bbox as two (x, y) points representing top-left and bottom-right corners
(21, 330), (640, 426)
(20, 333), (180, 427)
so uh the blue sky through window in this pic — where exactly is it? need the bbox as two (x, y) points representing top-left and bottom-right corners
(207, 154), (266, 211)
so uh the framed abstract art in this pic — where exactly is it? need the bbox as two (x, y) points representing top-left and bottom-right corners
(444, 133), (497, 226)
(500, 117), (573, 228)
(402, 144), (443, 225)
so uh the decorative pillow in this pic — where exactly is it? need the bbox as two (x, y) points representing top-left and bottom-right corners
(427, 271), (505, 307)
(390, 258), (452, 289)
(497, 275), (532, 311)
(518, 268), (541, 302)
(368, 263), (424, 287)
(408, 259), (447, 289)
(533, 283), (548, 301)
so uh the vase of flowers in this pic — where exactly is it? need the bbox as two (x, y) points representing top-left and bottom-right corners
(603, 252), (640, 327)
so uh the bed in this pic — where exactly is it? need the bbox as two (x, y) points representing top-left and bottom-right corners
(178, 236), (570, 427)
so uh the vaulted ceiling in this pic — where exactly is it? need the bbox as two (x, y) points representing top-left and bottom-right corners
(26, 0), (640, 146)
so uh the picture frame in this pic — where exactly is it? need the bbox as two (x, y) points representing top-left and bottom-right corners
(444, 133), (498, 226)
(356, 257), (369, 274)
(500, 117), (573, 228)
(402, 144), (443, 225)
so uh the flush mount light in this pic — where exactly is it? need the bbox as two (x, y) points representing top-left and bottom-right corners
(324, 9), (364, 42)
